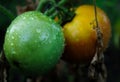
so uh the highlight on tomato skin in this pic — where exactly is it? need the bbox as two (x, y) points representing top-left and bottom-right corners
(61, 5), (111, 64)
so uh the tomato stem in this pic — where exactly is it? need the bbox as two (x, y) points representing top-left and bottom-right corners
(36, 0), (56, 12)
(49, 11), (58, 19)
(0, 5), (15, 21)
(36, 0), (74, 25)
(44, 0), (67, 16)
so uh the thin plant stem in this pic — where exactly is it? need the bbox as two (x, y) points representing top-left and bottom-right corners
(94, 0), (99, 29)
(44, 0), (67, 16)
(93, 0), (103, 48)
(36, 0), (56, 11)
(36, 0), (48, 11)
(0, 5), (15, 21)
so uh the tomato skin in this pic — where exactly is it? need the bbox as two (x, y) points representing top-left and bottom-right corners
(4, 11), (65, 76)
(62, 5), (111, 64)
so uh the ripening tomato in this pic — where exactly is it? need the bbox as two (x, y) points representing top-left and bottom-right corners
(62, 5), (111, 64)
(4, 11), (65, 76)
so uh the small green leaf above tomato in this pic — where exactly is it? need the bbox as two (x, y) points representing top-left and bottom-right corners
(4, 11), (65, 76)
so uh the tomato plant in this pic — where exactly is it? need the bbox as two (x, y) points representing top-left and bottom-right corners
(1, 0), (119, 82)
(4, 11), (65, 76)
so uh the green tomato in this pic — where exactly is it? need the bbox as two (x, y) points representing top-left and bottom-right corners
(4, 11), (65, 76)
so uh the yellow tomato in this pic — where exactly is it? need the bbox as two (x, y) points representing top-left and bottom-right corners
(62, 5), (111, 63)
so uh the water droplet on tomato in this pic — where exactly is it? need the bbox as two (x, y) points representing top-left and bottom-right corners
(40, 33), (49, 41)
(36, 29), (41, 33)
(31, 17), (34, 20)
(12, 51), (16, 55)
(23, 17), (26, 19)
(6, 30), (9, 33)
(12, 36), (15, 39)
(11, 43), (14, 46)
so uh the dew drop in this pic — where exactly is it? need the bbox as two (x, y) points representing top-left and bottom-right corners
(11, 36), (15, 39)
(11, 43), (14, 46)
(6, 30), (9, 33)
(12, 51), (16, 54)
(36, 29), (41, 33)
(31, 17), (34, 20)
(23, 17), (26, 19)
(40, 33), (49, 41)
